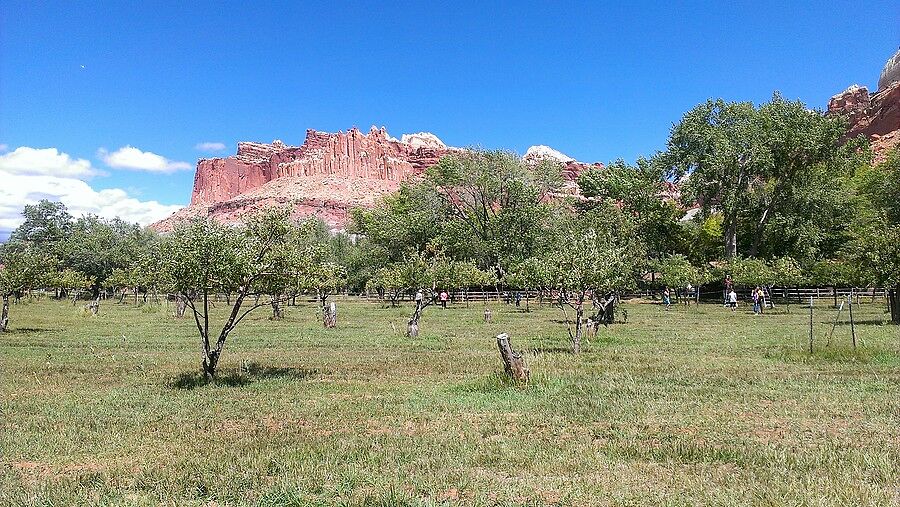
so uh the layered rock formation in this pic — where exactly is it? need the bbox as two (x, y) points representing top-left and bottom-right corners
(151, 125), (599, 233)
(153, 126), (452, 232)
(827, 49), (900, 162)
(190, 126), (449, 206)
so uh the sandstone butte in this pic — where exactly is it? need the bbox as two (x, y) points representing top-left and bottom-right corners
(149, 126), (600, 233)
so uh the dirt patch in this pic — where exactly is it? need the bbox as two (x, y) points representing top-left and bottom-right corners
(10, 460), (106, 482)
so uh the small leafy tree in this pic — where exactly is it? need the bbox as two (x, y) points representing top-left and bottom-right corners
(162, 210), (308, 378)
(366, 264), (406, 307)
(507, 256), (552, 310)
(655, 254), (704, 305)
(536, 207), (641, 353)
(57, 268), (94, 306)
(0, 246), (54, 332)
(304, 256), (345, 328)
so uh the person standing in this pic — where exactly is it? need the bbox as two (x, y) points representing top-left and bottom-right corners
(752, 286), (761, 315)
(724, 276), (734, 307)
(663, 287), (671, 311)
(728, 288), (738, 312)
(439, 290), (449, 309)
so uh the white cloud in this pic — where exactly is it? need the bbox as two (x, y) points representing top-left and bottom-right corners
(195, 142), (227, 153)
(0, 147), (184, 237)
(0, 146), (99, 177)
(98, 145), (192, 173)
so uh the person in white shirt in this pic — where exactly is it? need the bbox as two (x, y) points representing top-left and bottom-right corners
(728, 289), (738, 312)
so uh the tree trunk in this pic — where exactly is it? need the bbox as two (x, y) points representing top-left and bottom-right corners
(174, 295), (187, 318)
(496, 333), (529, 383)
(571, 302), (584, 354)
(270, 295), (284, 320)
(0, 295), (9, 332)
(833, 286), (838, 309)
(407, 299), (424, 337)
(724, 218), (737, 259)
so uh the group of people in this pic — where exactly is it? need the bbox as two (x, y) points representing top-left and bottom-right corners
(415, 289), (451, 308)
(661, 278), (767, 314)
(660, 284), (694, 310)
(723, 276), (767, 313)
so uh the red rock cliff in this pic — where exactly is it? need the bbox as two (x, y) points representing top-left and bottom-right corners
(151, 126), (600, 233)
(191, 126), (448, 205)
(826, 48), (900, 162)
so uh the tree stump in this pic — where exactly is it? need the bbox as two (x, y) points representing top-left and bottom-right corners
(270, 296), (284, 320)
(407, 298), (424, 337)
(174, 295), (187, 318)
(483, 308), (493, 323)
(585, 318), (597, 339)
(0, 295), (9, 332)
(496, 333), (529, 383)
(323, 302), (337, 328)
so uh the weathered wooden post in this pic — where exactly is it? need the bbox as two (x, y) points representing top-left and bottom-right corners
(86, 297), (100, 316)
(496, 333), (529, 383)
(0, 294), (9, 332)
(324, 301), (337, 328)
(174, 294), (187, 318)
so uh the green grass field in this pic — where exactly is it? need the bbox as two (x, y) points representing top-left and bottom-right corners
(1, 296), (898, 506)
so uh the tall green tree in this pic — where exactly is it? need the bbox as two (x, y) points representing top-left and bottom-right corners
(579, 158), (683, 260)
(426, 150), (563, 274)
(8, 200), (73, 256)
(853, 148), (900, 322)
(661, 93), (865, 260)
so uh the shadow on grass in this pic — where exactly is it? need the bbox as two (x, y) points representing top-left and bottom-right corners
(4, 327), (55, 336)
(833, 319), (890, 326)
(170, 362), (321, 390)
(763, 345), (899, 365)
(531, 346), (574, 355)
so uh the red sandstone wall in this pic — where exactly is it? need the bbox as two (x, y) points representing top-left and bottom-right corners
(190, 127), (448, 205)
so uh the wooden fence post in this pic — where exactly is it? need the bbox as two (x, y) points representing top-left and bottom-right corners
(809, 296), (814, 354)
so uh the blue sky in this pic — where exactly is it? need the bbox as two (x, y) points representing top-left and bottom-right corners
(0, 0), (897, 236)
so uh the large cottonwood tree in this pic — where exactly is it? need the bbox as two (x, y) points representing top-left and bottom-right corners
(661, 94), (864, 260)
